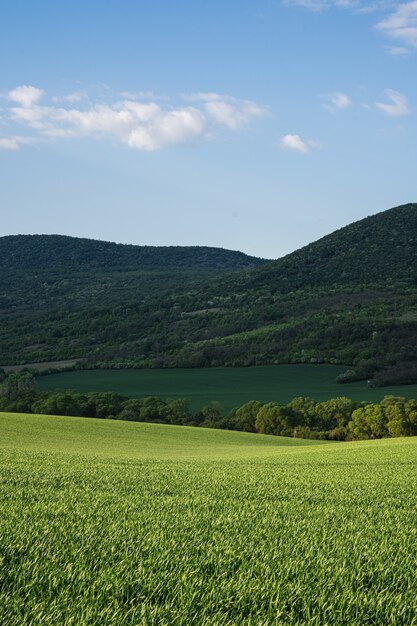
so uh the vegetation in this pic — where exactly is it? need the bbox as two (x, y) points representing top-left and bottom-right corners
(1, 412), (417, 624)
(3, 371), (417, 441)
(2, 204), (417, 385)
(35, 364), (417, 411)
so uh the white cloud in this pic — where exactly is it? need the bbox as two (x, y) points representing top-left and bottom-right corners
(0, 136), (33, 150)
(375, 89), (410, 116)
(0, 137), (21, 150)
(377, 1), (417, 48)
(280, 134), (319, 153)
(323, 92), (352, 112)
(126, 107), (206, 150)
(2, 86), (269, 151)
(7, 85), (44, 107)
(186, 92), (270, 129)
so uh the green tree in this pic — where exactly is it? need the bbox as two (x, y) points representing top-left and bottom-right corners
(381, 396), (417, 437)
(198, 402), (223, 428)
(232, 400), (262, 432)
(255, 402), (293, 436)
(163, 398), (190, 425)
(0, 371), (36, 411)
(116, 399), (144, 421)
(315, 397), (354, 430)
(86, 392), (124, 418)
(287, 397), (317, 427)
(32, 391), (86, 417)
(348, 403), (387, 440)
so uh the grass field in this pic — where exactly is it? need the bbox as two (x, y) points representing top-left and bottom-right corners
(37, 364), (417, 411)
(1, 412), (417, 625)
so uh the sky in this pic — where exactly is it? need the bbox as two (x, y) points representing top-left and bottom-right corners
(0, 0), (416, 259)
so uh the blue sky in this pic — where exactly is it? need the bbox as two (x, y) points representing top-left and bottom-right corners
(0, 0), (416, 258)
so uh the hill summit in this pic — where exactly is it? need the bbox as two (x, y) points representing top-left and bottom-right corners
(247, 202), (417, 291)
(1, 203), (417, 386)
(0, 234), (265, 272)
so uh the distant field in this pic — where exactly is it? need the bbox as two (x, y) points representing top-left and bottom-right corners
(1, 412), (417, 625)
(37, 364), (417, 411)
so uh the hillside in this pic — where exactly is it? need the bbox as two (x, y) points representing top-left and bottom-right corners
(2, 412), (416, 624)
(246, 202), (417, 290)
(0, 234), (265, 272)
(1, 204), (417, 383)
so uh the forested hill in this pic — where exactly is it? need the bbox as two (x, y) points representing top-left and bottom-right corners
(0, 234), (266, 272)
(2, 203), (417, 386)
(243, 202), (417, 291)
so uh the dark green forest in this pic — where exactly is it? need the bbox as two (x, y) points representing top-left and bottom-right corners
(2, 203), (417, 385)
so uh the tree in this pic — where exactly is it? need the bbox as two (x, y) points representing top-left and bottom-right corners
(163, 398), (190, 424)
(32, 391), (86, 417)
(139, 396), (167, 422)
(116, 399), (144, 421)
(287, 397), (317, 427)
(381, 396), (417, 438)
(85, 392), (124, 418)
(255, 402), (293, 436)
(0, 371), (36, 411)
(348, 403), (387, 440)
(232, 400), (262, 432)
(315, 397), (354, 430)
(198, 402), (223, 428)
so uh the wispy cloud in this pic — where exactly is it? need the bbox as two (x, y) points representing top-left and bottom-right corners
(385, 44), (411, 54)
(52, 92), (87, 104)
(375, 89), (410, 116)
(280, 133), (319, 153)
(0, 135), (34, 150)
(322, 92), (352, 112)
(283, 0), (376, 12)
(377, 1), (417, 49)
(186, 92), (270, 129)
(284, 1), (417, 52)
(1, 86), (270, 151)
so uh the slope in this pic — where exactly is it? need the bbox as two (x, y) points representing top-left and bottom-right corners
(1, 204), (417, 384)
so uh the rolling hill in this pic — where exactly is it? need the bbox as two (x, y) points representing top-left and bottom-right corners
(1, 203), (417, 384)
(2, 412), (416, 624)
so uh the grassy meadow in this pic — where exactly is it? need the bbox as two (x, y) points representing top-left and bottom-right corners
(37, 364), (417, 411)
(1, 411), (417, 625)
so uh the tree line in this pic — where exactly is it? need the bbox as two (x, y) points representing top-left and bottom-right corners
(1, 371), (417, 441)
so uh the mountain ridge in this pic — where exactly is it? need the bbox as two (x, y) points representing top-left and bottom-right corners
(1, 203), (417, 385)
(0, 233), (267, 272)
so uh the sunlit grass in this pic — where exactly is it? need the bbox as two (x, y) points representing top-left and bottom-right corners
(1, 412), (417, 625)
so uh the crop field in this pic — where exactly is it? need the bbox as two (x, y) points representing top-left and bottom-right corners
(37, 364), (417, 411)
(1, 412), (417, 625)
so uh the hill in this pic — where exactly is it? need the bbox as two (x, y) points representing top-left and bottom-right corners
(0, 234), (266, 272)
(246, 202), (417, 290)
(1, 411), (416, 624)
(1, 204), (417, 383)
(0, 411), (321, 459)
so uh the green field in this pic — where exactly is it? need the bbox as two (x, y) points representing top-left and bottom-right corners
(1, 412), (417, 625)
(37, 364), (417, 411)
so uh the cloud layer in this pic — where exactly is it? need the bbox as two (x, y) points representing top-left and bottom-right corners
(0, 86), (269, 151)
